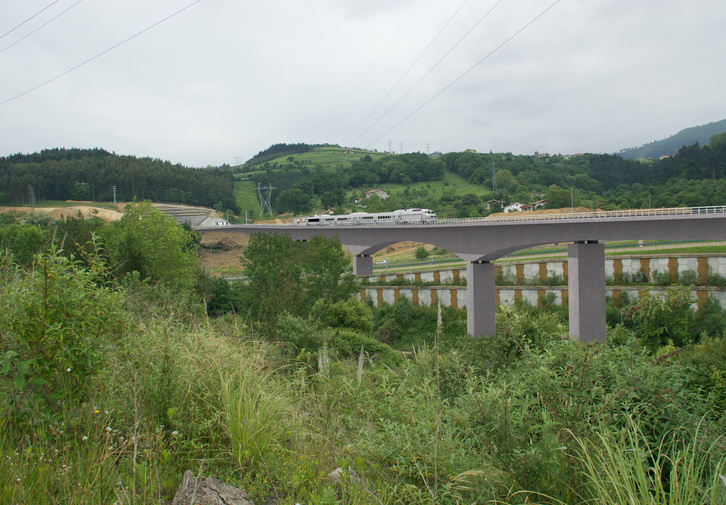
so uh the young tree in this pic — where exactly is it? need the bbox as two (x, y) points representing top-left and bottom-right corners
(240, 233), (356, 329)
(102, 201), (200, 291)
(545, 185), (571, 209)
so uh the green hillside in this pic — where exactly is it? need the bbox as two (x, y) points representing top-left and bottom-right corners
(233, 180), (261, 220)
(619, 118), (726, 159)
(242, 145), (389, 171)
(233, 141), (726, 221)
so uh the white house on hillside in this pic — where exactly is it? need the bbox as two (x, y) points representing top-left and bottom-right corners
(503, 202), (532, 213)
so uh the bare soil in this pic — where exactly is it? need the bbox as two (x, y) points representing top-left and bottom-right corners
(197, 230), (250, 274)
(0, 203), (125, 222)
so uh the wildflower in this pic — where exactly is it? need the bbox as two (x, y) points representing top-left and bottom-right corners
(66, 368), (71, 372)
(105, 426), (112, 433)
(82, 436), (88, 442)
(171, 431), (179, 437)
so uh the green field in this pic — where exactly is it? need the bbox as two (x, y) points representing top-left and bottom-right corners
(257, 146), (388, 170)
(233, 180), (260, 218)
(377, 171), (492, 199)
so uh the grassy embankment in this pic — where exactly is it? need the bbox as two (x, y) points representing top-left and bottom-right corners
(3, 258), (725, 504)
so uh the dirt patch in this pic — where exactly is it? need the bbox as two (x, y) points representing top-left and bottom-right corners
(483, 206), (596, 220)
(0, 204), (124, 222)
(197, 229), (250, 274)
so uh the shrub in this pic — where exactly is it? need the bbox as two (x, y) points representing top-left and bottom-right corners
(0, 246), (124, 420)
(101, 201), (200, 292)
(678, 335), (726, 409)
(277, 313), (399, 365)
(629, 288), (697, 350)
(678, 269), (698, 285)
(458, 339), (720, 502)
(651, 270), (672, 286)
(707, 268), (726, 287)
(310, 298), (373, 334)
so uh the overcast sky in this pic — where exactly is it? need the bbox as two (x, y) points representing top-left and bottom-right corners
(1, 0), (725, 167)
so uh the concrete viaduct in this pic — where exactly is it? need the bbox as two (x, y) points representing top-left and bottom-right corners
(197, 207), (726, 342)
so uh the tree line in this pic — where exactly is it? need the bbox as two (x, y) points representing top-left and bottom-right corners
(0, 148), (239, 213)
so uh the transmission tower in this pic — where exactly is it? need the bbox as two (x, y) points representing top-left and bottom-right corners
(256, 183), (275, 218)
(28, 185), (36, 209)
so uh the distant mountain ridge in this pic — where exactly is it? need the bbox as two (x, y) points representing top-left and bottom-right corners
(618, 119), (726, 159)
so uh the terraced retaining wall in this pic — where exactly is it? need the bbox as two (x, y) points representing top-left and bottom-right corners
(360, 254), (726, 309)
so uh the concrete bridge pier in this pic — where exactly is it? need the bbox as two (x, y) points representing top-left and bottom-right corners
(467, 261), (496, 336)
(353, 255), (373, 276)
(568, 241), (606, 342)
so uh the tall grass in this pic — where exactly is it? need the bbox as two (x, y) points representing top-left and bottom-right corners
(221, 358), (293, 472)
(574, 418), (726, 505)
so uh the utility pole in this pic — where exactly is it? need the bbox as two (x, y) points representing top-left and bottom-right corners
(28, 185), (36, 209)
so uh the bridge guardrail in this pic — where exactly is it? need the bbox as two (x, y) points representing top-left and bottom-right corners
(291, 205), (726, 227)
(434, 205), (726, 226)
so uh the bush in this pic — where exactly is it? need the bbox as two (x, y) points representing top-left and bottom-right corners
(101, 201), (200, 292)
(458, 339), (720, 502)
(277, 313), (399, 365)
(0, 246), (124, 421)
(678, 335), (726, 409)
(678, 269), (698, 285)
(310, 298), (373, 334)
(628, 288), (697, 350)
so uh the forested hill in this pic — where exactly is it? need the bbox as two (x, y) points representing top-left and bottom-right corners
(0, 148), (239, 212)
(244, 143), (334, 166)
(618, 119), (726, 159)
(245, 139), (726, 217)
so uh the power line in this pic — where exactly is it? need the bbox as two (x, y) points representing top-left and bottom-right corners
(364, 0), (562, 149)
(311, 0), (426, 144)
(0, 0), (62, 41)
(342, 0), (471, 147)
(0, 0), (85, 55)
(0, 0), (204, 108)
(352, 0), (507, 147)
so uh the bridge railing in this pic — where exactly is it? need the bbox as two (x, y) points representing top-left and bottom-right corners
(431, 205), (726, 226)
(296, 205), (726, 227)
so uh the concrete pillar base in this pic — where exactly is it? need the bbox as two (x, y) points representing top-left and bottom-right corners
(568, 241), (606, 342)
(467, 261), (496, 337)
(353, 255), (373, 276)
